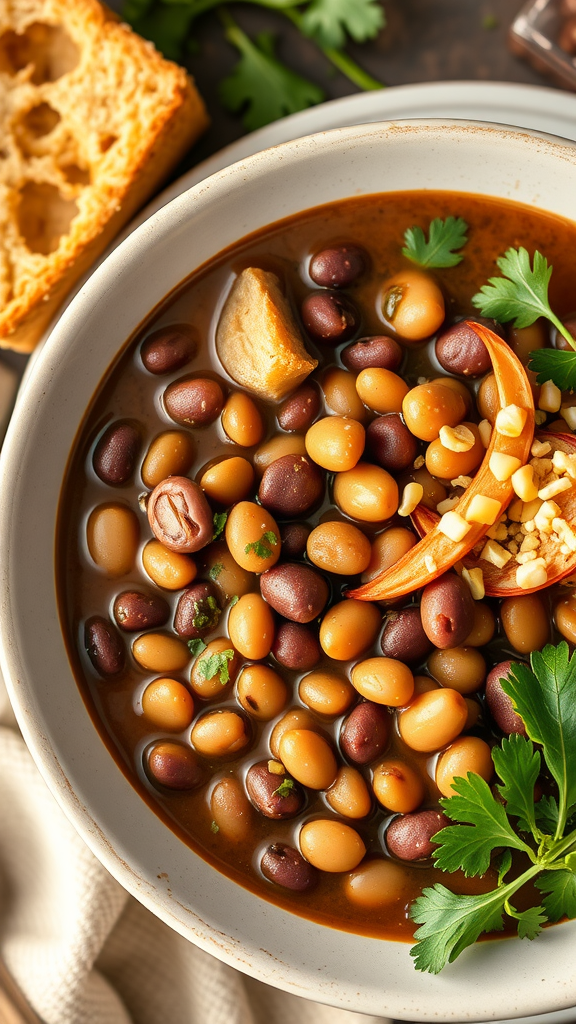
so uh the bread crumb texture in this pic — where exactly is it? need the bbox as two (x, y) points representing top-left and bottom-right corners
(0, 0), (209, 351)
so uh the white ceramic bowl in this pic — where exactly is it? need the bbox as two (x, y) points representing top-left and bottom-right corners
(2, 121), (576, 1022)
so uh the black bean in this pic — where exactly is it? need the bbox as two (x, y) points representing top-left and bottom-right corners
(147, 476), (213, 553)
(485, 660), (527, 736)
(381, 606), (433, 664)
(366, 414), (418, 473)
(420, 573), (475, 649)
(140, 326), (197, 375)
(301, 291), (359, 343)
(261, 843), (317, 891)
(113, 590), (170, 632)
(273, 621), (321, 670)
(277, 383), (321, 431)
(260, 563), (328, 623)
(258, 454), (324, 518)
(342, 335), (402, 373)
(309, 245), (367, 288)
(146, 741), (204, 790)
(164, 377), (224, 427)
(340, 702), (389, 765)
(246, 761), (304, 818)
(279, 522), (311, 559)
(435, 317), (498, 377)
(174, 582), (221, 639)
(85, 616), (125, 677)
(386, 809), (449, 860)
(93, 422), (140, 485)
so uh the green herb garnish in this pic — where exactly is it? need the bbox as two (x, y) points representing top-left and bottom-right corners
(192, 595), (221, 631)
(410, 642), (576, 974)
(299, 0), (385, 49)
(244, 530), (278, 559)
(210, 820), (220, 833)
(229, 594), (239, 607)
(213, 512), (228, 541)
(187, 638), (207, 658)
(197, 648), (235, 685)
(402, 216), (468, 269)
(273, 777), (296, 798)
(209, 562), (224, 581)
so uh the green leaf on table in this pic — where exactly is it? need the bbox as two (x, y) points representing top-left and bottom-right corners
(528, 348), (576, 391)
(410, 884), (507, 974)
(536, 868), (576, 922)
(493, 733), (540, 836)
(300, 0), (385, 49)
(433, 772), (529, 877)
(402, 216), (468, 269)
(122, 0), (155, 22)
(125, 3), (195, 59)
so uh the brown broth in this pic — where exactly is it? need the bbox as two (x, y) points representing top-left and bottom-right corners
(57, 190), (576, 940)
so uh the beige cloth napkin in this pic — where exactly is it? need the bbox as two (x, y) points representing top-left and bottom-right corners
(0, 674), (392, 1024)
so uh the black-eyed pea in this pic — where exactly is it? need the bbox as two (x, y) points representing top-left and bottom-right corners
(269, 708), (318, 759)
(200, 457), (255, 506)
(278, 729), (337, 790)
(333, 462), (398, 522)
(210, 777), (253, 841)
(381, 269), (445, 341)
(222, 392), (264, 447)
(319, 600), (381, 661)
(427, 647), (486, 694)
(190, 638), (240, 699)
(237, 664), (288, 721)
(305, 416), (365, 472)
(344, 858), (410, 907)
(435, 736), (493, 797)
(351, 657), (414, 706)
(322, 366), (367, 421)
(228, 593), (275, 659)
(464, 602), (496, 647)
(191, 709), (250, 758)
(87, 503), (140, 577)
(132, 633), (190, 673)
(298, 671), (355, 717)
(398, 688), (468, 752)
(425, 423), (483, 480)
(361, 527), (417, 583)
(253, 434), (307, 476)
(225, 502), (281, 573)
(326, 766), (371, 819)
(141, 430), (195, 488)
(142, 540), (197, 591)
(307, 521), (371, 576)
(372, 759), (425, 813)
(299, 819), (365, 872)
(141, 678), (194, 730)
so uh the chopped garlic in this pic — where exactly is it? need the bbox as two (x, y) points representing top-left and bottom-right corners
(489, 452), (522, 482)
(560, 406), (576, 431)
(520, 534), (540, 552)
(531, 439), (552, 458)
(520, 498), (543, 523)
(516, 550), (537, 564)
(398, 482), (424, 517)
(538, 380), (562, 414)
(439, 423), (476, 452)
(438, 510), (471, 543)
(516, 558), (547, 590)
(507, 497), (524, 522)
(511, 465), (538, 502)
(552, 517), (576, 552)
(424, 555), (437, 574)
(462, 567), (485, 600)
(552, 450), (576, 479)
(465, 493), (501, 525)
(436, 496), (460, 514)
(480, 539), (512, 568)
(561, 544), (572, 555)
(451, 475), (473, 489)
(413, 454), (425, 470)
(534, 410), (548, 426)
(478, 419), (492, 448)
(495, 404), (528, 438)
(268, 760), (285, 775)
(538, 477), (572, 500)
(486, 522), (508, 541)
(530, 457), (553, 478)
(508, 540), (519, 555)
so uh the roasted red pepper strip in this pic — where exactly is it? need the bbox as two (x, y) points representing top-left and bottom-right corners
(411, 431), (576, 596)
(348, 322), (535, 601)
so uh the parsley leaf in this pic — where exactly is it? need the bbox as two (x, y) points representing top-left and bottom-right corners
(300, 0), (385, 50)
(535, 794), (561, 834)
(220, 18), (324, 131)
(508, 903), (547, 940)
(492, 732), (541, 837)
(187, 638), (207, 658)
(209, 562), (224, 581)
(192, 595), (221, 631)
(527, 348), (576, 391)
(402, 216), (468, 269)
(213, 512), (228, 541)
(197, 648), (235, 685)
(536, 869), (576, 922)
(273, 777), (296, 798)
(410, 884), (507, 974)
(126, 3), (195, 60)
(244, 530), (278, 559)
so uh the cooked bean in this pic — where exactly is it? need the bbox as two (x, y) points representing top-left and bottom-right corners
(279, 728), (337, 790)
(93, 421), (140, 485)
(307, 521), (371, 576)
(361, 526), (416, 583)
(141, 678), (195, 731)
(485, 660), (526, 736)
(140, 325), (197, 374)
(428, 647), (486, 694)
(344, 858), (409, 907)
(309, 244), (366, 288)
(305, 416), (365, 472)
(356, 368), (410, 415)
(431, 376), (473, 416)
(436, 736), (493, 797)
(464, 602), (496, 647)
(420, 573), (475, 649)
(253, 434), (307, 476)
(322, 367), (367, 422)
(278, 384), (321, 432)
(425, 423), (483, 480)
(200, 457), (255, 506)
(340, 701), (389, 765)
(260, 563), (328, 623)
(270, 707), (319, 759)
(246, 761), (304, 818)
(435, 318), (494, 377)
(372, 759), (425, 813)
(279, 522), (311, 558)
(225, 502), (281, 573)
(403, 467), (447, 510)
(173, 581), (221, 639)
(342, 335), (402, 373)
(351, 657), (414, 707)
(507, 320), (547, 363)
(501, 594), (550, 654)
(555, 594), (576, 643)
(261, 843), (317, 891)
(272, 621), (320, 671)
(146, 741), (203, 790)
(164, 376), (224, 427)
(402, 382), (467, 441)
(399, 688), (468, 752)
(197, 540), (254, 602)
(365, 414), (418, 473)
(258, 454), (324, 517)
(553, 313), (576, 350)
(298, 671), (355, 717)
(386, 809), (449, 861)
(380, 607), (433, 665)
(301, 291), (359, 343)
(132, 632), (190, 673)
(326, 766), (372, 819)
(222, 392), (265, 447)
(477, 372), (499, 423)
(319, 599), (381, 661)
(141, 430), (195, 488)
(210, 777), (252, 841)
(147, 477), (213, 554)
(380, 269), (445, 341)
(237, 664), (288, 721)
(85, 616), (125, 677)
(465, 697), (481, 730)
(87, 503), (140, 577)
(333, 463), (398, 522)
(142, 540), (197, 591)
(114, 590), (170, 632)
(299, 819), (365, 872)
(191, 709), (250, 758)
(190, 638), (240, 699)
(413, 675), (440, 695)
(228, 593), (275, 659)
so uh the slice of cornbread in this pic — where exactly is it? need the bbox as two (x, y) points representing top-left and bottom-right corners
(0, 0), (208, 352)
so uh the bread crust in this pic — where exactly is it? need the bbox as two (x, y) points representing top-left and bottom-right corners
(0, 0), (209, 351)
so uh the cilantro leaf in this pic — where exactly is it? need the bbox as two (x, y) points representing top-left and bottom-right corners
(209, 562), (224, 581)
(509, 903), (547, 940)
(536, 867), (576, 922)
(410, 884), (507, 974)
(229, 594), (239, 607)
(125, 3), (194, 60)
(197, 648), (235, 685)
(433, 773), (530, 876)
(494, 849), (513, 886)
(273, 777), (296, 798)
(213, 512), (228, 541)
(402, 216), (468, 269)
(210, 820), (220, 834)
(528, 348), (576, 392)
(192, 595), (221, 631)
(493, 733), (541, 837)
(300, 0), (385, 50)
(187, 638), (207, 658)
(535, 794), (560, 834)
(244, 530), (278, 559)
(220, 19), (324, 131)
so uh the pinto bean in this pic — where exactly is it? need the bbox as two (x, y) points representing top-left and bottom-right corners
(260, 563), (328, 623)
(93, 421), (140, 485)
(113, 590), (170, 632)
(147, 476), (213, 554)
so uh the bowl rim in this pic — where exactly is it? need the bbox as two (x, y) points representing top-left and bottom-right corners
(2, 119), (576, 1022)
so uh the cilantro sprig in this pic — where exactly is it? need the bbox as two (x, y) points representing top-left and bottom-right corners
(273, 777), (296, 798)
(245, 530), (278, 559)
(213, 512), (228, 541)
(196, 647), (235, 684)
(402, 216), (468, 269)
(410, 642), (576, 974)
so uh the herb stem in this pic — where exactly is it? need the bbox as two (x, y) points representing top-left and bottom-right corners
(283, 9), (385, 91)
(549, 313), (576, 353)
